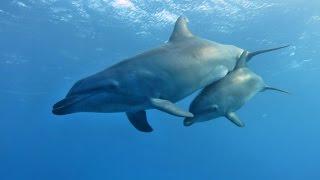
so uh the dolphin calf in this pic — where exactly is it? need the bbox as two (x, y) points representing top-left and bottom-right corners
(52, 16), (288, 132)
(184, 51), (289, 127)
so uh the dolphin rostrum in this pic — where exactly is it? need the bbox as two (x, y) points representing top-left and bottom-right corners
(52, 16), (288, 132)
(184, 51), (289, 127)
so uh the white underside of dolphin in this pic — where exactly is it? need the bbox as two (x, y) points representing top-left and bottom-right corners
(52, 16), (289, 132)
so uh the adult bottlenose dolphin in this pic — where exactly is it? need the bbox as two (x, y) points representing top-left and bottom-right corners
(52, 16), (287, 132)
(184, 51), (289, 127)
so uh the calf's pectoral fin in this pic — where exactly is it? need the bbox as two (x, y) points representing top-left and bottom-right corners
(150, 98), (194, 118)
(126, 111), (153, 132)
(225, 112), (245, 127)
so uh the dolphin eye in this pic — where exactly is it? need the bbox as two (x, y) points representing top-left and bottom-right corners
(106, 84), (117, 90)
(210, 105), (219, 111)
(104, 80), (119, 91)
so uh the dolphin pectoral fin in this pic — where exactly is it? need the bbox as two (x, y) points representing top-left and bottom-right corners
(126, 111), (153, 132)
(263, 86), (290, 94)
(225, 112), (245, 127)
(150, 98), (194, 118)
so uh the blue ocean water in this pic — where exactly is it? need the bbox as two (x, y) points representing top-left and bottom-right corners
(1, 0), (320, 179)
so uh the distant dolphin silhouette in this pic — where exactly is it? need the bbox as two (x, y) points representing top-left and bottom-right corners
(52, 16), (288, 132)
(184, 51), (289, 127)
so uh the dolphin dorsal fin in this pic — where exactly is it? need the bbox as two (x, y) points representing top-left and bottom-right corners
(169, 16), (193, 42)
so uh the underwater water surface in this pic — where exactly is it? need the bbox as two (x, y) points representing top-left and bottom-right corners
(1, 0), (320, 180)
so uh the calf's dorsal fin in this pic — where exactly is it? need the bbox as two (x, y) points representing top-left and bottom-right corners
(235, 51), (249, 69)
(169, 16), (194, 42)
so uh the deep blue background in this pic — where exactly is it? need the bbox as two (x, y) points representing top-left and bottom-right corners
(1, 0), (320, 179)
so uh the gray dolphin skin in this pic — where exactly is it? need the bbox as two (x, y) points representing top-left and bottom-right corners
(184, 51), (289, 127)
(52, 16), (288, 132)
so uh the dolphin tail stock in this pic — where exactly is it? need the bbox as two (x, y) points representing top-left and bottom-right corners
(263, 86), (290, 94)
(225, 112), (245, 127)
(246, 45), (290, 62)
(126, 111), (153, 132)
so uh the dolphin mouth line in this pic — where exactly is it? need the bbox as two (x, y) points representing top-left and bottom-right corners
(52, 93), (97, 114)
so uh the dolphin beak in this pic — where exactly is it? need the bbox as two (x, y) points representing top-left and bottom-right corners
(52, 97), (78, 115)
(183, 117), (195, 126)
(52, 104), (71, 115)
(52, 94), (94, 115)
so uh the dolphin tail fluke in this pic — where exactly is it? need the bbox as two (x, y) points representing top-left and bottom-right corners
(225, 112), (245, 127)
(126, 111), (153, 132)
(263, 86), (290, 94)
(247, 45), (290, 62)
(150, 98), (194, 118)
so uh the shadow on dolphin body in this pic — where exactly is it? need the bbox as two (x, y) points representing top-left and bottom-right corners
(52, 16), (289, 132)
